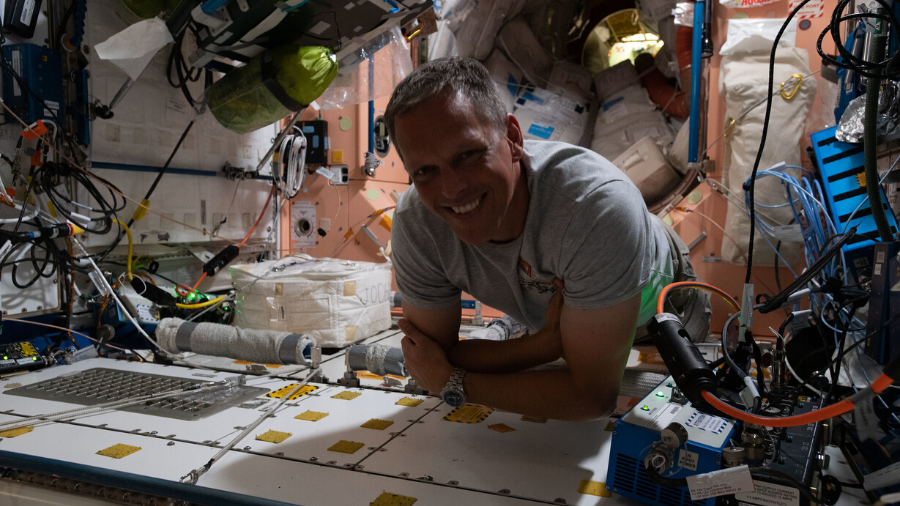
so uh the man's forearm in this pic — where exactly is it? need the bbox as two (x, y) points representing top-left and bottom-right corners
(463, 368), (617, 421)
(448, 330), (559, 374)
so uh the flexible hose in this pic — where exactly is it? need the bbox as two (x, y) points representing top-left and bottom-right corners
(864, 34), (894, 242)
(657, 281), (741, 315)
(701, 374), (895, 428)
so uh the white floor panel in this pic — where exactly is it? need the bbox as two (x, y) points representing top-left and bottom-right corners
(237, 387), (442, 467)
(0, 357), (639, 506)
(360, 404), (622, 506)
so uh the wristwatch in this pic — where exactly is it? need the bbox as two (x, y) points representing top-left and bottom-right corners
(440, 367), (467, 407)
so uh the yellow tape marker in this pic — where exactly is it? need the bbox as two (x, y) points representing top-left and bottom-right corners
(577, 479), (612, 497)
(97, 444), (142, 459)
(295, 411), (329, 422)
(131, 198), (151, 222)
(332, 391), (362, 401)
(443, 404), (494, 424)
(521, 416), (548, 423)
(0, 426), (33, 438)
(343, 280), (357, 296)
(327, 440), (365, 454)
(379, 214), (392, 232)
(256, 430), (292, 444)
(266, 384), (319, 400)
(857, 172), (867, 188)
(343, 228), (354, 239)
(332, 150), (343, 163)
(361, 419), (394, 430)
(396, 397), (424, 407)
(605, 421), (615, 432)
(3, 383), (22, 389)
(370, 491), (418, 506)
(488, 423), (516, 433)
(234, 360), (283, 368)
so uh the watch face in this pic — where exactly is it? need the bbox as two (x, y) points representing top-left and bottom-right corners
(443, 389), (465, 407)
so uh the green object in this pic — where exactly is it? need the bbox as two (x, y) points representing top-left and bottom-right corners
(206, 46), (338, 134)
(116, 0), (181, 24)
(687, 190), (702, 205)
(339, 117), (352, 131)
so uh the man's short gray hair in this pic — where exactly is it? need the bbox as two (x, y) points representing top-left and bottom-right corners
(384, 57), (508, 158)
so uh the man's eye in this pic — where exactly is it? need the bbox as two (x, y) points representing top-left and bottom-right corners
(414, 167), (436, 180)
(462, 150), (483, 161)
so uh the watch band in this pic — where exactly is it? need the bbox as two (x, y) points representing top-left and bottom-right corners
(448, 367), (466, 392)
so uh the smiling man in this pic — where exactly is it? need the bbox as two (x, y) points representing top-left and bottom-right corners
(385, 57), (709, 421)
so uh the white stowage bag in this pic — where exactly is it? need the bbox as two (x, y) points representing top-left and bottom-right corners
(230, 254), (392, 347)
(590, 85), (674, 162)
(455, 0), (527, 60)
(719, 30), (816, 266)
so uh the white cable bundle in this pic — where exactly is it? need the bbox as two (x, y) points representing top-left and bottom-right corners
(274, 130), (307, 198)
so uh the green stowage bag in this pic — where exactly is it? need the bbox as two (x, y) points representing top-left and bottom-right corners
(116, 0), (181, 24)
(206, 45), (338, 134)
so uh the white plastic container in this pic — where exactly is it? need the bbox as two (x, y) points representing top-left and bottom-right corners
(612, 136), (681, 204)
(230, 254), (392, 347)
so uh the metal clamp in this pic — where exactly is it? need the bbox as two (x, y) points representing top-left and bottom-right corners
(724, 117), (736, 137)
(780, 74), (804, 100)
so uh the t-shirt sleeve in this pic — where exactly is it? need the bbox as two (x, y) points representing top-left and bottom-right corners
(558, 179), (657, 310)
(391, 209), (461, 310)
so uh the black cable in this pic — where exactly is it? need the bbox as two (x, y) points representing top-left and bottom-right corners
(744, 0), (813, 286)
(863, 33), (893, 242)
(137, 119), (194, 217)
(817, 0), (900, 80)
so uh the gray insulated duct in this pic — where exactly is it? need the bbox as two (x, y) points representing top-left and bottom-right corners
(346, 343), (407, 377)
(156, 318), (319, 367)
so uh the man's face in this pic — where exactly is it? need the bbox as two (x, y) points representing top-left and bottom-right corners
(394, 91), (526, 245)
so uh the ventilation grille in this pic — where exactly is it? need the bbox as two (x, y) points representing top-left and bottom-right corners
(611, 454), (709, 506)
(4, 368), (269, 421)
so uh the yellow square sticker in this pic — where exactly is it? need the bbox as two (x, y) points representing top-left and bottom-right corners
(443, 404), (494, 424)
(328, 440), (365, 454)
(266, 384), (319, 400)
(0, 426), (33, 438)
(370, 491), (418, 506)
(295, 411), (329, 422)
(332, 391), (362, 401)
(332, 150), (344, 164)
(577, 479), (611, 497)
(97, 444), (142, 459)
(396, 397), (424, 407)
(521, 416), (548, 423)
(361, 419), (394, 430)
(488, 423), (516, 433)
(256, 430), (292, 444)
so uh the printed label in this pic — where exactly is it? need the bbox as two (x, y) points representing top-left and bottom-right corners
(12, 50), (21, 96)
(20, 0), (35, 25)
(772, 224), (804, 242)
(686, 465), (755, 501)
(854, 396), (879, 442)
(703, 256), (724, 263)
(788, 0), (825, 19)
(736, 481), (800, 506)
(679, 449), (699, 471)
(685, 412), (729, 434)
(863, 461), (900, 491)
(643, 403), (683, 431)
(527, 124), (554, 140)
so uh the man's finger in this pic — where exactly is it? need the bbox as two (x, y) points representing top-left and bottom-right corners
(398, 318), (423, 344)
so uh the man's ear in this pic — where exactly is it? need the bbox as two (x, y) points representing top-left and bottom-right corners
(505, 114), (524, 163)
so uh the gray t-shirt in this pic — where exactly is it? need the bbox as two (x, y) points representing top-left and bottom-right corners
(392, 140), (672, 331)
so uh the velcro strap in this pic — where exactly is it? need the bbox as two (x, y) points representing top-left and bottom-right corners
(175, 322), (198, 352)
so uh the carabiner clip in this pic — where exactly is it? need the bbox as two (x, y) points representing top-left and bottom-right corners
(780, 74), (804, 100)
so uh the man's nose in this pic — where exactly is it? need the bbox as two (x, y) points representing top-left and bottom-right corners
(440, 171), (468, 199)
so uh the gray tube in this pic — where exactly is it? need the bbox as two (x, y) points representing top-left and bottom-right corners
(157, 318), (316, 366)
(346, 343), (407, 377)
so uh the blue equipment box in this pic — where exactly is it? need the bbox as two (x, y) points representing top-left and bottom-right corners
(608, 376), (736, 506)
(1, 44), (66, 125)
(809, 127), (898, 281)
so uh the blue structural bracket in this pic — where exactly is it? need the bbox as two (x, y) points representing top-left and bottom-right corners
(687, 1), (704, 164)
(0, 450), (303, 506)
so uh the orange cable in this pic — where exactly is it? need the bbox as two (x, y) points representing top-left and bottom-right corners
(657, 281), (741, 315)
